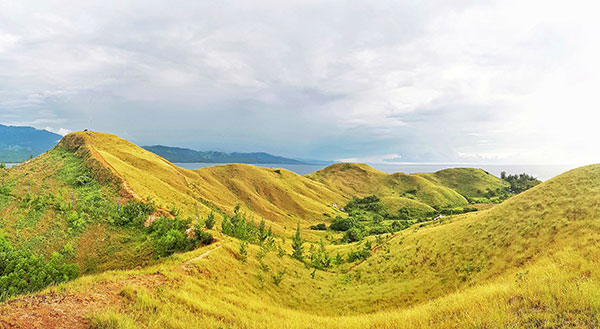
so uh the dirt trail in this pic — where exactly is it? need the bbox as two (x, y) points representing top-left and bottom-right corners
(180, 245), (223, 271)
(0, 274), (165, 329)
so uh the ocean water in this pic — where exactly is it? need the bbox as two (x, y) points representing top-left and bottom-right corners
(174, 162), (580, 181)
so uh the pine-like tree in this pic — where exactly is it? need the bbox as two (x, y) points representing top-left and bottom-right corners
(291, 223), (304, 261)
(204, 212), (215, 229)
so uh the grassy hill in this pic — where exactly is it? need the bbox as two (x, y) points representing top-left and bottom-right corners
(1, 163), (600, 328)
(1, 131), (564, 328)
(416, 168), (509, 199)
(307, 163), (470, 216)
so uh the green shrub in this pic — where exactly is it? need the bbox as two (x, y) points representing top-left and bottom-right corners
(66, 211), (86, 232)
(239, 241), (248, 263)
(204, 212), (215, 229)
(147, 217), (194, 258)
(309, 223), (327, 230)
(329, 216), (362, 232)
(0, 235), (78, 301)
(272, 270), (285, 286)
(345, 195), (384, 214)
(114, 201), (155, 227)
(193, 226), (214, 245)
(342, 227), (364, 243)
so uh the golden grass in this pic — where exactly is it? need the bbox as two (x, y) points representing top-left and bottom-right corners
(78, 132), (343, 234)
(417, 167), (509, 199)
(5, 132), (599, 328)
(1, 163), (593, 328)
(308, 163), (469, 208)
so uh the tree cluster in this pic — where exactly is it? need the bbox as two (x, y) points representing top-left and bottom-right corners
(0, 235), (78, 301)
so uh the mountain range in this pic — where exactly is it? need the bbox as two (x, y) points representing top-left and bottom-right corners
(142, 145), (307, 164)
(0, 124), (62, 162)
(0, 124), (323, 165)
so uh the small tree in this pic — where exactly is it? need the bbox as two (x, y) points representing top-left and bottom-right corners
(335, 252), (344, 265)
(272, 270), (285, 286)
(258, 219), (267, 242)
(204, 212), (215, 229)
(291, 223), (304, 261)
(239, 241), (248, 263)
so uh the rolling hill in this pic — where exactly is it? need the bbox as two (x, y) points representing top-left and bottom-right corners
(0, 131), (560, 328)
(1, 160), (599, 328)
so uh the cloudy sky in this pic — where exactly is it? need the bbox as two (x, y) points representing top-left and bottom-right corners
(1, 0), (599, 164)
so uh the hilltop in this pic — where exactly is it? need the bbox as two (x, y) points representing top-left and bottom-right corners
(0, 124), (62, 162)
(1, 160), (599, 328)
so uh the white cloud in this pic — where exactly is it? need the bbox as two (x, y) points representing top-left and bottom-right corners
(45, 127), (71, 136)
(0, 0), (598, 163)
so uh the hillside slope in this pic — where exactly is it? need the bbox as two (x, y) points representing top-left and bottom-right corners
(416, 168), (509, 199)
(82, 132), (343, 232)
(3, 163), (600, 328)
(307, 163), (470, 212)
(0, 131), (506, 277)
(0, 134), (156, 275)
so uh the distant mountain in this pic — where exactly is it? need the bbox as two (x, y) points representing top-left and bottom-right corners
(0, 124), (62, 162)
(143, 145), (307, 164)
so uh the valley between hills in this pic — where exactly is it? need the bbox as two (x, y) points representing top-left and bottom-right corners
(0, 131), (597, 328)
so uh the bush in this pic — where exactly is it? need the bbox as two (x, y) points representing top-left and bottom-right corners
(239, 241), (248, 263)
(342, 227), (364, 243)
(152, 229), (189, 258)
(310, 223), (327, 230)
(147, 217), (194, 258)
(221, 212), (273, 244)
(114, 201), (155, 227)
(66, 211), (85, 232)
(272, 270), (285, 286)
(0, 235), (78, 301)
(391, 221), (410, 232)
(345, 195), (384, 214)
(75, 174), (93, 186)
(193, 225), (214, 245)
(329, 216), (362, 232)
(347, 241), (372, 262)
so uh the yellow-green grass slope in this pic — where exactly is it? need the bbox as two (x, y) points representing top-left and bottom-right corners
(0, 131), (508, 275)
(0, 136), (155, 274)
(77, 132), (506, 233)
(417, 167), (509, 199)
(77, 131), (345, 233)
(307, 163), (470, 216)
(4, 164), (600, 328)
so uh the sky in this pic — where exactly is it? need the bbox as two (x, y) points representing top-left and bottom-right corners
(1, 0), (599, 164)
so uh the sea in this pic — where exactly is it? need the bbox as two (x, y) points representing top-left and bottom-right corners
(174, 163), (581, 181)
(3, 161), (579, 181)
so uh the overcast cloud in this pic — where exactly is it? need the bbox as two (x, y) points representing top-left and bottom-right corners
(1, 0), (599, 164)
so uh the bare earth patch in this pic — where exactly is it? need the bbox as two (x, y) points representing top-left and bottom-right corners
(0, 274), (165, 329)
